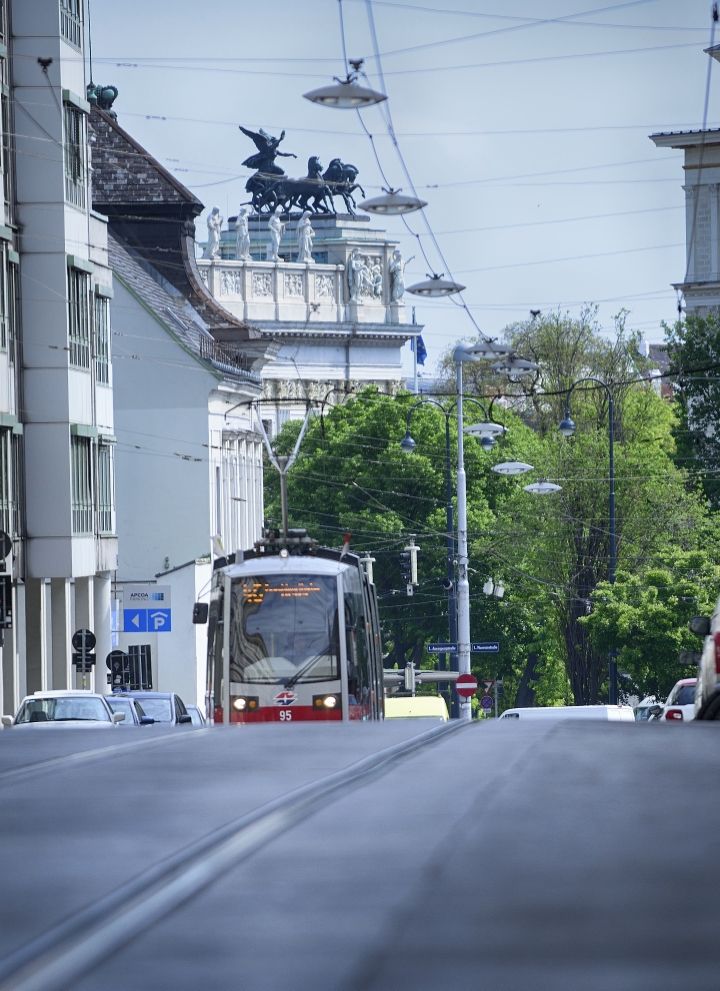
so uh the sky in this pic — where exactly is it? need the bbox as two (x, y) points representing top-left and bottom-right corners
(88, 0), (720, 379)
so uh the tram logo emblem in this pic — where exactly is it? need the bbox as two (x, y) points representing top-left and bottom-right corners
(274, 691), (297, 706)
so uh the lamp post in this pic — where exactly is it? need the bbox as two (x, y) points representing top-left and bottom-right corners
(401, 395), (496, 718)
(558, 378), (617, 704)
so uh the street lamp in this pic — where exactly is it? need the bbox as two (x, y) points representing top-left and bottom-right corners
(303, 60), (387, 109)
(406, 273), (465, 297)
(401, 393), (501, 718)
(558, 377), (617, 703)
(359, 188), (427, 215)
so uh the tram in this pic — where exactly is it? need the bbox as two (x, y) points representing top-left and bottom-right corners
(205, 530), (384, 723)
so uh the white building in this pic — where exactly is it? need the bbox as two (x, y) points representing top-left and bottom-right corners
(89, 107), (276, 703)
(198, 205), (421, 435)
(651, 44), (720, 316)
(2, 0), (118, 715)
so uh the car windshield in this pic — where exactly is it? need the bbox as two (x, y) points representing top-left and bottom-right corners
(107, 698), (136, 723)
(229, 574), (340, 685)
(16, 697), (110, 723)
(131, 698), (172, 722)
(674, 685), (696, 706)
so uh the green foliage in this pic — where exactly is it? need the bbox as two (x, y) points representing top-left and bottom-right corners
(665, 312), (720, 507)
(581, 546), (720, 699)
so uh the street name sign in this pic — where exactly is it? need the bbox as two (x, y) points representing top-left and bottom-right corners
(456, 673), (478, 698)
(471, 642), (499, 652)
(427, 643), (457, 654)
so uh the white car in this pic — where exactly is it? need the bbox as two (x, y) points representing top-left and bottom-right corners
(688, 610), (720, 720)
(499, 705), (634, 721)
(2, 691), (125, 728)
(655, 678), (697, 723)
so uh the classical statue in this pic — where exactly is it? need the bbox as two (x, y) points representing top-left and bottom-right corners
(296, 211), (315, 264)
(389, 249), (414, 301)
(203, 206), (223, 260)
(348, 248), (368, 303)
(235, 206), (251, 261)
(267, 206), (286, 263)
(371, 262), (383, 298)
(239, 126), (297, 176)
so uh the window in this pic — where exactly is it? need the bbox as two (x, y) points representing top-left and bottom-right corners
(68, 267), (90, 368)
(0, 427), (13, 536)
(59, 0), (83, 50)
(63, 104), (85, 208)
(127, 645), (153, 691)
(0, 250), (6, 350)
(97, 442), (114, 533)
(7, 259), (15, 364)
(94, 294), (110, 384)
(71, 435), (93, 533)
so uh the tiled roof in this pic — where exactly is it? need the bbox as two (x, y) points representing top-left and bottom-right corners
(90, 108), (201, 212)
(108, 233), (260, 384)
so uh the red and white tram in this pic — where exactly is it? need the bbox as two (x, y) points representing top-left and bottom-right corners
(205, 533), (384, 723)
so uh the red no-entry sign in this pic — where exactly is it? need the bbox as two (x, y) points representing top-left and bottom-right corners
(456, 674), (478, 698)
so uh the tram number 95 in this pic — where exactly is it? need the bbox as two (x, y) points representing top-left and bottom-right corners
(279, 710), (292, 721)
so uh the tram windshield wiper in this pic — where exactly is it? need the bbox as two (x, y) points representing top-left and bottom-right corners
(285, 653), (327, 689)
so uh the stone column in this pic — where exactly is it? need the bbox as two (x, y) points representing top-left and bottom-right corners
(684, 186), (697, 281)
(93, 573), (112, 695)
(711, 184), (719, 281)
(25, 578), (51, 693)
(74, 576), (94, 691)
(50, 578), (72, 690)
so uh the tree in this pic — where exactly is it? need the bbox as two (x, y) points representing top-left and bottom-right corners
(665, 312), (720, 508)
(463, 310), (706, 703)
(581, 545), (720, 700)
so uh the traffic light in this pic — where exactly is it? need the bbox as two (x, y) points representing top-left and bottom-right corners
(497, 678), (504, 701)
(399, 551), (412, 583)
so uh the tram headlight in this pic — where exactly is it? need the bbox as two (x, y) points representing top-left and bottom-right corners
(313, 694), (340, 710)
(232, 696), (259, 712)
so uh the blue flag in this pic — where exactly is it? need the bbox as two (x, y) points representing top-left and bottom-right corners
(414, 335), (427, 366)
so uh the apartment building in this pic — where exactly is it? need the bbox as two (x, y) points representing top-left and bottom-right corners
(2, 0), (117, 711)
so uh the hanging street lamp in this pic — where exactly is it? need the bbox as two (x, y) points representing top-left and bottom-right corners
(523, 480), (562, 495)
(359, 188), (427, 215)
(303, 59), (387, 109)
(406, 273), (465, 297)
(491, 461), (534, 476)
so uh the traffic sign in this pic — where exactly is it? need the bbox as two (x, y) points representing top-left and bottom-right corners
(72, 628), (96, 652)
(124, 608), (148, 633)
(456, 673), (478, 698)
(480, 694), (493, 711)
(427, 643), (457, 654)
(471, 642), (499, 653)
(107, 649), (131, 687)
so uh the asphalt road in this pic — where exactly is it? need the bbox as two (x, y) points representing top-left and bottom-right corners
(0, 718), (717, 990)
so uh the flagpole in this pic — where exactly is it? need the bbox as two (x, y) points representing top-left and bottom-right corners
(412, 307), (418, 394)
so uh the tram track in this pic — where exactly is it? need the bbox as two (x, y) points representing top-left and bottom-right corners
(0, 719), (466, 991)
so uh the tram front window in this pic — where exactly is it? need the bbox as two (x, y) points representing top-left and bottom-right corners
(229, 575), (340, 685)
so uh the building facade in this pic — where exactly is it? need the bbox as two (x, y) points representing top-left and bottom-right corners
(198, 209), (421, 435)
(2, 0), (117, 713)
(89, 106), (276, 703)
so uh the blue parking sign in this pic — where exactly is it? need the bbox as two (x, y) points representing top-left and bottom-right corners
(148, 608), (172, 633)
(123, 608), (147, 633)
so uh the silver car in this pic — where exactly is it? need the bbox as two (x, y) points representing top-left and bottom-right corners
(2, 691), (125, 727)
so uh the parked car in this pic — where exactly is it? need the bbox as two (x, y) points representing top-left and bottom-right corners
(688, 611), (720, 720)
(384, 696), (449, 721)
(647, 678), (697, 723)
(499, 705), (634, 721)
(185, 704), (206, 727)
(106, 695), (155, 726)
(116, 692), (192, 725)
(633, 697), (659, 721)
(1, 691), (124, 728)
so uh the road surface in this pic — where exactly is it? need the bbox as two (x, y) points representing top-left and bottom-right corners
(0, 718), (717, 990)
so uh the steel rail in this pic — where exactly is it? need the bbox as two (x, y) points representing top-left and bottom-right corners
(0, 720), (466, 991)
